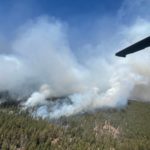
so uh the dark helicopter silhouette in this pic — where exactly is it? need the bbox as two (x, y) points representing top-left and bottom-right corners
(116, 36), (150, 57)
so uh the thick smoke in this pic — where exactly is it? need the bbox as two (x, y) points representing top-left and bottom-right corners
(0, 0), (150, 119)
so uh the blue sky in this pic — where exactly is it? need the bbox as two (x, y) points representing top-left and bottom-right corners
(0, 0), (123, 32)
(34, 0), (122, 19)
(0, 0), (122, 19)
(0, 0), (149, 50)
(0, 0), (150, 33)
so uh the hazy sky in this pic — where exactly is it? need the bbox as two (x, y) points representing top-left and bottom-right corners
(0, 0), (149, 51)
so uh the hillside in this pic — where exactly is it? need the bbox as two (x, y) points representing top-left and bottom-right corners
(0, 100), (150, 150)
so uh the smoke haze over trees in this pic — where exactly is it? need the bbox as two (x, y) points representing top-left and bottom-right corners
(0, 0), (150, 118)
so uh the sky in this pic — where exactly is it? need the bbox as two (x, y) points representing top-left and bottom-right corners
(0, 0), (149, 31)
(0, 0), (122, 21)
(0, 0), (123, 34)
(0, 0), (149, 65)
(0, 0), (149, 43)
(0, 0), (149, 57)
(0, 0), (124, 56)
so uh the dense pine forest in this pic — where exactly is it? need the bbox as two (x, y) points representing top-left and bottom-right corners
(0, 100), (150, 150)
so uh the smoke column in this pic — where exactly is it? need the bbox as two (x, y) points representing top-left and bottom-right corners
(0, 0), (150, 119)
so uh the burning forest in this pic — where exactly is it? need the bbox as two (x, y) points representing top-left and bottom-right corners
(0, 16), (150, 119)
(0, 0), (150, 149)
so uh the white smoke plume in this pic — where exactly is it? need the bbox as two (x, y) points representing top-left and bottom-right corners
(0, 0), (150, 119)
